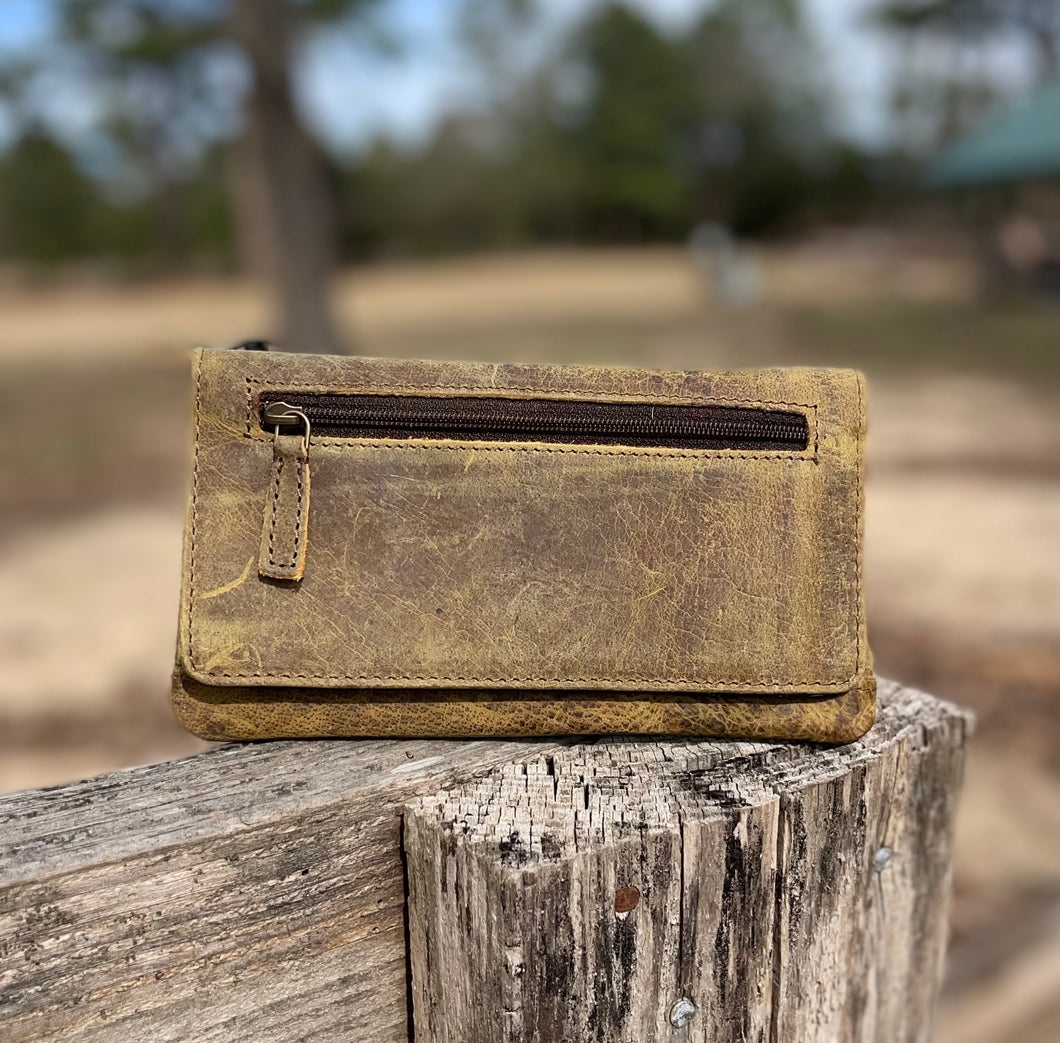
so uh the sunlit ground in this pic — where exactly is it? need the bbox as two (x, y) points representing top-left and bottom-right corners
(0, 241), (1056, 1042)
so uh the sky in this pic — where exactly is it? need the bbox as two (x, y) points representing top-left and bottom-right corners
(0, 0), (1039, 158)
(296, 0), (896, 148)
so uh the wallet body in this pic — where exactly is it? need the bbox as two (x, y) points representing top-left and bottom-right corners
(174, 348), (874, 742)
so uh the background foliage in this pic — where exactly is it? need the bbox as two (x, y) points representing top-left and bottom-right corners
(1, 0), (1051, 273)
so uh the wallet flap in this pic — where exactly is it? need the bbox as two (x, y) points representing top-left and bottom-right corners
(179, 350), (866, 695)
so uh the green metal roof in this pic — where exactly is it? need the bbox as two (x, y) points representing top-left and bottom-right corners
(927, 79), (1060, 188)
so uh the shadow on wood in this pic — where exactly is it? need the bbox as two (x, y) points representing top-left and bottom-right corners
(0, 680), (970, 1042)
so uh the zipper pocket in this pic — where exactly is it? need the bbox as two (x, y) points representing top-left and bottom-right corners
(255, 391), (808, 581)
(260, 393), (809, 451)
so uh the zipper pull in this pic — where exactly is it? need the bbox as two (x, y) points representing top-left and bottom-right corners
(263, 400), (311, 435)
(258, 403), (311, 582)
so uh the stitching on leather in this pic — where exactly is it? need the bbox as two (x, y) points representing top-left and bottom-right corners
(265, 455), (283, 565)
(263, 451), (306, 572)
(292, 456), (305, 567)
(188, 365), (857, 688)
(854, 372), (864, 677)
(185, 354), (203, 662)
(306, 438), (815, 462)
(189, 674), (852, 687)
(244, 376), (817, 411)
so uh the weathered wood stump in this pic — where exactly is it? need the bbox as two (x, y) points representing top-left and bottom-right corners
(0, 680), (970, 1043)
(405, 681), (971, 1042)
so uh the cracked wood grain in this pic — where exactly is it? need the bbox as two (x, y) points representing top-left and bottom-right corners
(405, 680), (972, 1043)
(0, 680), (969, 1043)
(0, 736), (564, 1043)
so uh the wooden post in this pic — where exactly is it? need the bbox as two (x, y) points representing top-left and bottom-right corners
(405, 681), (972, 1043)
(0, 680), (969, 1043)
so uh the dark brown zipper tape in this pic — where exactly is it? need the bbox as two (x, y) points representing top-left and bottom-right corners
(258, 392), (809, 451)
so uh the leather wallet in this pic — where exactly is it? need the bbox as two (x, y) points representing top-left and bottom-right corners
(173, 347), (874, 741)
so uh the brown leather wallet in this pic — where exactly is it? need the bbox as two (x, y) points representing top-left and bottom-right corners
(173, 348), (874, 742)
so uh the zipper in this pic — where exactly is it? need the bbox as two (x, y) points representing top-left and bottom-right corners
(255, 391), (807, 581)
(260, 393), (808, 451)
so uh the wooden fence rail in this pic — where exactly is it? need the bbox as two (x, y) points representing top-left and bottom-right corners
(0, 679), (971, 1042)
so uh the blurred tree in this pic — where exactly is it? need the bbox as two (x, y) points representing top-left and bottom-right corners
(0, 131), (227, 270)
(0, 132), (97, 264)
(340, 0), (872, 252)
(454, 0), (582, 245)
(14, 0), (384, 353)
(874, 0), (1059, 155)
(683, 0), (830, 235)
(877, 0), (1059, 73)
(342, 0), (584, 254)
(565, 5), (697, 240)
(228, 0), (342, 353)
(0, 0), (890, 271)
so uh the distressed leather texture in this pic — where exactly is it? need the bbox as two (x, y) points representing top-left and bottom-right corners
(174, 349), (874, 742)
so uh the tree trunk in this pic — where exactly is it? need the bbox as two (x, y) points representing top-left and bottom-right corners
(229, 0), (344, 354)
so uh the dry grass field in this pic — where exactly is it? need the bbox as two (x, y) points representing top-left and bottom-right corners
(0, 243), (1056, 1041)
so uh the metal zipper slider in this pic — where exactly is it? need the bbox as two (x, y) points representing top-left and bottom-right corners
(263, 401), (311, 445)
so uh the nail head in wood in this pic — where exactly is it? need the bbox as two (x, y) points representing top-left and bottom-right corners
(670, 997), (697, 1028)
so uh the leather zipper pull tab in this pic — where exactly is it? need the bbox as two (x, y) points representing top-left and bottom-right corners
(258, 404), (311, 581)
